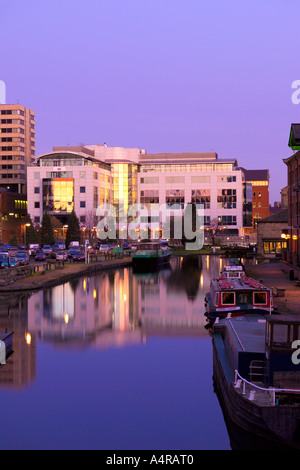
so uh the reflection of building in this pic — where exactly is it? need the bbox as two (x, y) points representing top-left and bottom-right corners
(0, 295), (36, 389)
(27, 269), (140, 349)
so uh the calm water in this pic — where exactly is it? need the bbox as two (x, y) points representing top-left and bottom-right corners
(0, 255), (254, 450)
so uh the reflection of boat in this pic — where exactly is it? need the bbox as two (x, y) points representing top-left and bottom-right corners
(204, 276), (273, 323)
(212, 314), (300, 449)
(132, 241), (172, 270)
(0, 331), (13, 363)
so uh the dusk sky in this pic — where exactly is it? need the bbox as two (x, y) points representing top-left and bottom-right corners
(1, 0), (300, 203)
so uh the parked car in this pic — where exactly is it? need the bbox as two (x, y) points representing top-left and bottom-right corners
(69, 241), (79, 248)
(51, 247), (60, 259)
(35, 250), (46, 261)
(29, 244), (40, 256)
(16, 251), (29, 265)
(71, 250), (85, 262)
(0, 254), (8, 268)
(9, 256), (19, 267)
(42, 245), (52, 256)
(56, 251), (67, 261)
(99, 244), (111, 252)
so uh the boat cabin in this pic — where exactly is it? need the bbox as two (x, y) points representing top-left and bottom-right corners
(206, 277), (273, 320)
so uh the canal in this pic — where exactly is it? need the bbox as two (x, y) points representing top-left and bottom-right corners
(0, 255), (255, 450)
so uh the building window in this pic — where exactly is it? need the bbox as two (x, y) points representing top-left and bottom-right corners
(80, 186), (86, 193)
(34, 187), (40, 193)
(34, 172), (40, 179)
(80, 201), (86, 208)
(217, 189), (236, 209)
(80, 171), (86, 178)
(263, 240), (287, 254)
(165, 189), (184, 209)
(34, 202), (40, 208)
(218, 215), (237, 226)
(140, 190), (159, 205)
(191, 189), (210, 209)
(80, 215), (86, 223)
(34, 216), (40, 223)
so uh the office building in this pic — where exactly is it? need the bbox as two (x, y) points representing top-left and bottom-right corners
(0, 103), (35, 194)
(27, 145), (257, 239)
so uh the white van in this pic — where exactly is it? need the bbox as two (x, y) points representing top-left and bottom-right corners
(28, 244), (40, 256)
(69, 241), (79, 248)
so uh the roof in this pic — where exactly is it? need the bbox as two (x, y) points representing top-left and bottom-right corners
(288, 124), (300, 150)
(238, 167), (269, 181)
(257, 208), (288, 224)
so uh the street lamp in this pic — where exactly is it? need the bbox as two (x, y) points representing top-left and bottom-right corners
(24, 223), (31, 247)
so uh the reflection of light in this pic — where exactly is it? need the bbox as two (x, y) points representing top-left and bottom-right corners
(206, 256), (209, 270)
(93, 289), (97, 299)
(200, 274), (204, 288)
(26, 333), (31, 345)
(123, 294), (127, 302)
(64, 314), (69, 324)
(83, 278), (86, 291)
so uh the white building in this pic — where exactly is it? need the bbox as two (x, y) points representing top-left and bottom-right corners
(27, 145), (251, 238)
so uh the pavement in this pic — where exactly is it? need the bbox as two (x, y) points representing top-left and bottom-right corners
(246, 261), (300, 315)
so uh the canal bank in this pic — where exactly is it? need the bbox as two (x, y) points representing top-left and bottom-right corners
(0, 257), (133, 293)
(246, 261), (300, 315)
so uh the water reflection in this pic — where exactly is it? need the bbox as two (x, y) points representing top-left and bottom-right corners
(0, 254), (255, 391)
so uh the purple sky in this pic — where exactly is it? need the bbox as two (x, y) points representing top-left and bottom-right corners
(1, 0), (300, 203)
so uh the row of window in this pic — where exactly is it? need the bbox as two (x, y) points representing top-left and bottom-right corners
(0, 119), (25, 124)
(0, 128), (25, 134)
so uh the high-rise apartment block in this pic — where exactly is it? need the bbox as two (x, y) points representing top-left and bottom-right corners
(0, 104), (35, 194)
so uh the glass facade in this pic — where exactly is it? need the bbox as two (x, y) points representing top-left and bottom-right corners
(111, 163), (138, 216)
(43, 178), (74, 214)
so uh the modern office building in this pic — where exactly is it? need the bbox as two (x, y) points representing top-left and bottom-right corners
(27, 144), (256, 239)
(0, 103), (35, 194)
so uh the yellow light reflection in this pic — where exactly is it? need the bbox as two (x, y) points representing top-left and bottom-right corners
(64, 314), (69, 324)
(26, 333), (31, 345)
(83, 278), (86, 291)
(93, 289), (97, 299)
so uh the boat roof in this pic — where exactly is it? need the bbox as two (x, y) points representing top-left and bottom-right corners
(211, 277), (271, 291)
(218, 315), (267, 353)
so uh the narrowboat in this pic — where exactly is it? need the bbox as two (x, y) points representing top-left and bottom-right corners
(204, 276), (273, 323)
(132, 241), (172, 270)
(212, 314), (300, 449)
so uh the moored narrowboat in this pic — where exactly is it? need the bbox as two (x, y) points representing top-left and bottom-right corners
(212, 314), (300, 449)
(204, 276), (273, 323)
(132, 241), (172, 270)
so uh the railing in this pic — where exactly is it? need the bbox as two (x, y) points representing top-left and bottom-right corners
(234, 370), (300, 406)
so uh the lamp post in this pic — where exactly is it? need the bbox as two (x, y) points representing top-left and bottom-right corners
(24, 223), (31, 247)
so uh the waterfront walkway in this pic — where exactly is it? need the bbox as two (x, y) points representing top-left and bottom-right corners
(247, 262), (300, 315)
(0, 257), (132, 293)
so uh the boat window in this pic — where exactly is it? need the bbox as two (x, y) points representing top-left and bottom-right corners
(238, 293), (249, 304)
(221, 292), (235, 305)
(253, 292), (267, 305)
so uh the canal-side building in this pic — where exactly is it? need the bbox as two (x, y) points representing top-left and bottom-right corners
(282, 124), (300, 276)
(238, 167), (270, 229)
(27, 144), (262, 240)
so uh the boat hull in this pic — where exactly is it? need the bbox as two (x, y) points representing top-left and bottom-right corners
(132, 251), (172, 270)
(212, 336), (300, 449)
